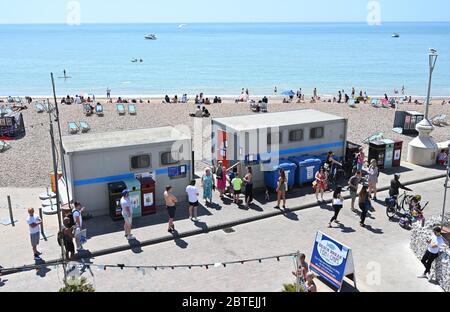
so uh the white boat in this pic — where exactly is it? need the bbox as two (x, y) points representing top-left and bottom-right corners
(392, 33), (400, 38)
(145, 34), (157, 40)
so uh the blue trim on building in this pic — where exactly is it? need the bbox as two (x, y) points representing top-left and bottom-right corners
(260, 141), (345, 159)
(74, 165), (190, 186)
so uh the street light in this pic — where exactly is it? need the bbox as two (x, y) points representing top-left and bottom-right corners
(423, 48), (438, 121)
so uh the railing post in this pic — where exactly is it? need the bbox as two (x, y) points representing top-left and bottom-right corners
(7, 195), (14, 227)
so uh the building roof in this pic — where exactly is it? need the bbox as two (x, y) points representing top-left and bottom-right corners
(62, 126), (191, 154)
(212, 109), (345, 131)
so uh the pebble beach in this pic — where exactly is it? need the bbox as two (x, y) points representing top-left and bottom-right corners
(1, 96), (449, 188)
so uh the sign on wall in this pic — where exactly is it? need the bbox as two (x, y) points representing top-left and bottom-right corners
(310, 231), (356, 291)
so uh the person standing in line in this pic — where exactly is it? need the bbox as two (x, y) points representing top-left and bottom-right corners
(328, 186), (344, 228)
(215, 161), (227, 199)
(164, 185), (177, 233)
(186, 180), (200, 221)
(356, 147), (365, 172)
(106, 87), (111, 99)
(201, 167), (215, 205)
(72, 202), (85, 250)
(243, 166), (253, 207)
(231, 173), (243, 204)
(418, 227), (445, 280)
(274, 168), (287, 209)
(26, 208), (42, 260)
(367, 159), (379, 201)
(313, 167), (327, 203)
(358, 185), (371, 227)
(62, 217), (75, 260)
(120, 190), (135, 240)
(227, 166), (238, 197)
(348, 170), (362, 212)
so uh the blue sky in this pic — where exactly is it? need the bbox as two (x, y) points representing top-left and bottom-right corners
(0, 0), (449, 24)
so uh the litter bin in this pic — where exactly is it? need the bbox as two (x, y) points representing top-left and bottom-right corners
(288, 155), (309, 184)
(382, 139), (395, 169)
(393, 140), (403, 167)
(139, 176), (156, 215)
(299, 158), (322, 185)
(368, 140), (386, 170)
(346, 141), (361, 164)
(107, 181), (127, 221)
(124, 177), (141, 218)
(264, 161), (297, 190)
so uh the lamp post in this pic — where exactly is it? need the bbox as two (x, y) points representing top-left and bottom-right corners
(407, 49), (439, 166)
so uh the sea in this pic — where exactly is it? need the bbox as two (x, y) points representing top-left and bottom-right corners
(1, 22), (450, 97)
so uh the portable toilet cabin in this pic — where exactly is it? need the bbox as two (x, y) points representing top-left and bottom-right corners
(211, 109), (347, 189)
(62, 126), (192, 217)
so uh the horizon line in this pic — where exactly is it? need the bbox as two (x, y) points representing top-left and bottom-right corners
(1, 20), (450, 25)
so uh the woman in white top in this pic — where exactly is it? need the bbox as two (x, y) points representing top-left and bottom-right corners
(328, 186), (344, 228)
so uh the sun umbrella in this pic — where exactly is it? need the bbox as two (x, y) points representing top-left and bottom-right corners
(281, 90), (295, 96)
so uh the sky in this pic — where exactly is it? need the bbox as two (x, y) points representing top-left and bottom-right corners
(0, 0), (449, 24)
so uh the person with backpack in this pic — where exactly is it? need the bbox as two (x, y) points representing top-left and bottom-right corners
(215, 161), (227, 199)
(59, 217), (75, 260)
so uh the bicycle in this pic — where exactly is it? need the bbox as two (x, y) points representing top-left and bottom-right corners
(385, 191), (428, 220)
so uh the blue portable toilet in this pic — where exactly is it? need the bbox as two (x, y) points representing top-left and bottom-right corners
(288, 155), (310, 185)
(298, 158), (322, 185)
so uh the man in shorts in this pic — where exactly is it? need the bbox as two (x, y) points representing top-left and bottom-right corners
(120, 190), (135, 240)
(164, 185), (177, 233)
(26, 208), (42, 260)
(348, 171), (362, 212)
(186, 180), (199, 221)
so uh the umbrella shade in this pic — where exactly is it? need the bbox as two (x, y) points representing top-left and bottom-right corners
(281, 90), (295, 96)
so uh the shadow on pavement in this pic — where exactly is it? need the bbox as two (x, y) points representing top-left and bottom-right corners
(364, 224), (384, 234)
(129, 238), (143, 254)
(172, 231), (188, 249)
(35, 258), (51, 277)
(0, 278), (7, 287)
(193, 220), (208, 232)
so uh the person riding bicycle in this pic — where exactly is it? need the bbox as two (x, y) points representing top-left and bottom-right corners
(389, 174), (412, 198)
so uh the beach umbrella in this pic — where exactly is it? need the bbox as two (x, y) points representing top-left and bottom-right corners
(281, 90), (295, 96)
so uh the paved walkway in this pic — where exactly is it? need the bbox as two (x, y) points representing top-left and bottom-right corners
(0, 162), (447, 269)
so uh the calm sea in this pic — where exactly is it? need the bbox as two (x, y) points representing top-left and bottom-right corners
(1, 22), (450, 96)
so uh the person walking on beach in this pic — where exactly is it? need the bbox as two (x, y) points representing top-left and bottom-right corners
(418, 227), (445, 280)
(215, 161), (227, 199)
(348, 171), (362, 212)
(313, 167), (327, 203)
(72, 202), (85, 250)
(344, 93), (350, 104)
(274, 86), (277, 95)
(120, 190), (135, 240)
(164, 185), (177, 233)
(106, 87), (111, 99)
(337, 91), (342, 103)
(26, 208), (42, 260)
(201, 168), (215, 205)
(356, 147), (365, 171)
(368, 159), (379, 201)
(351, 87), (355, 98)
(328, 186), (344, 228)
(358, 185), (371, 227)
(186, 180), (200, 221)
(231, 173), (243, 204)
(243, 166), (253, 207)
(274, 168), (287, 209)
(313, 88), (317, 100)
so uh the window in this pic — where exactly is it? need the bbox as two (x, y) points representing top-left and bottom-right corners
(267, 131), (283, 145)
(310, 127), (324, 139)
(161, 151), (179, 165)
(130, 154), (151, 170)
(289, 129), (304, 142)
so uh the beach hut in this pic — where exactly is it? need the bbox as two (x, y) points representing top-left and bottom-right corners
(211, 109), (348, 188)
(62, 126), (192, 217)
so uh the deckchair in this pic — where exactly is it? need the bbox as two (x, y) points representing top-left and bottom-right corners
(0, 140), (11, 152)
(348, 99), (356, 108)
(83, 104), (93, 116)
(95, 103), (104, 116)
(381, 99), (389, 108)
(35, 102), (45, 113)
(116, 104), (125, 115)
(128, 104), (137, 115)
(432, 114), (448, 126)
(79, 121), (91, 133)
(68, 122), (79, 134)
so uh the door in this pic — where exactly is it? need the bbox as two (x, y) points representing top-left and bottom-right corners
(217, 129), (229, 168)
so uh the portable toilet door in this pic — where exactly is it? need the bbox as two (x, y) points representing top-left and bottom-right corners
(383, 139), (395, 169)
(217, 129), (229, 168)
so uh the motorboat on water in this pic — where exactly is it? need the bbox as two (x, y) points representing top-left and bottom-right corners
(392, 33), (400, 38)
(145, 34), (157, 40)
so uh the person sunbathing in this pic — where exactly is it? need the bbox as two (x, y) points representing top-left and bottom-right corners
(202, 107), (210, 117)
